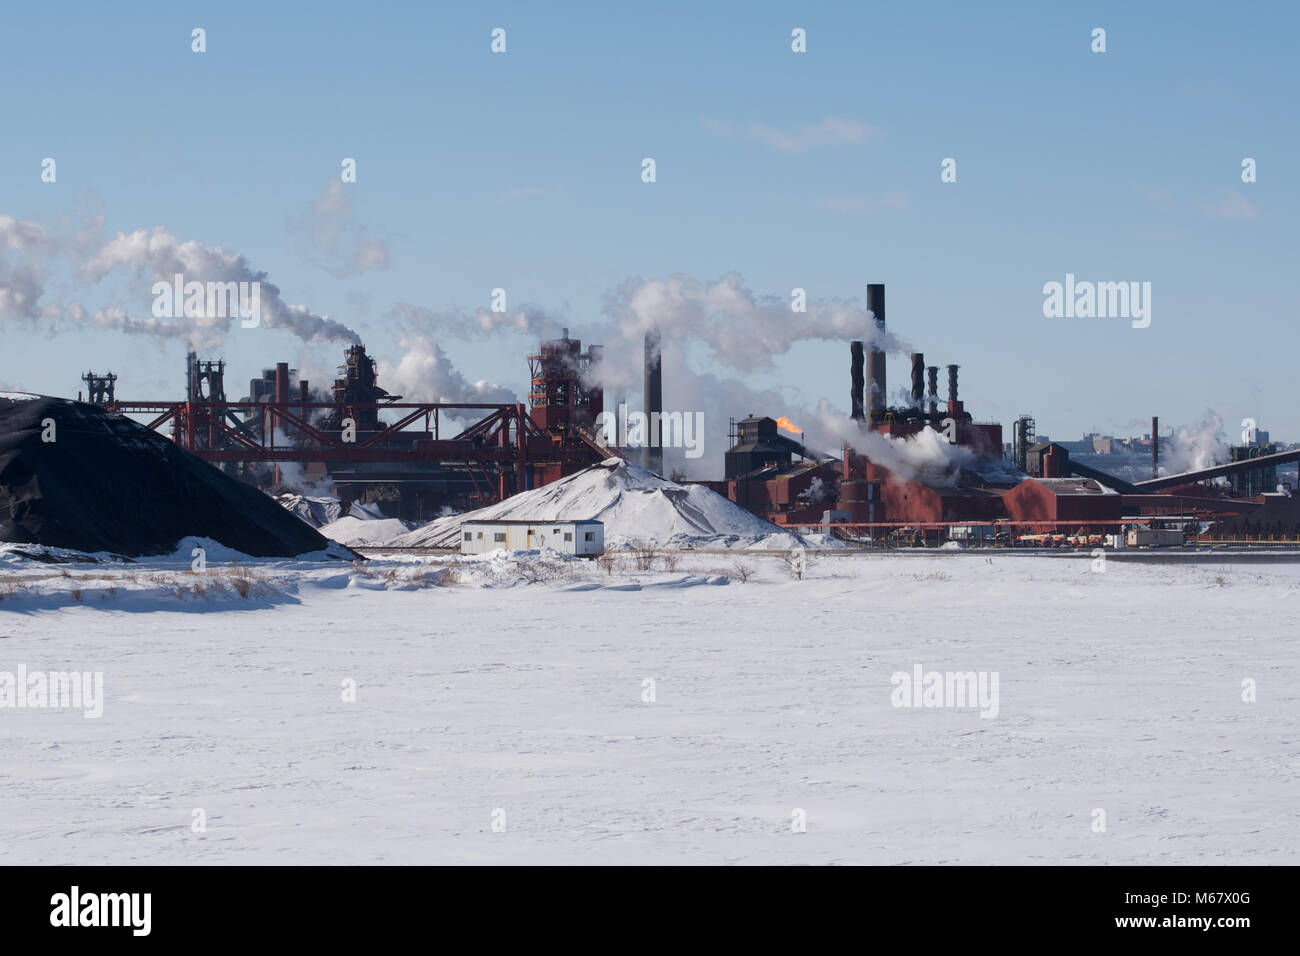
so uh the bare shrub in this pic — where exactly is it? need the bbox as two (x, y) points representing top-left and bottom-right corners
(71, 588), (83, 602)
(596, 553), (619, 576)
(518, 557), (575, 584)
(227, 562), (259, 598)
(629, 540), (656, 571)
(729, 561), (754, 583)
(911, 570), (950, 582)
(660, 552), (681, 572)
(781, 550), (813, 581)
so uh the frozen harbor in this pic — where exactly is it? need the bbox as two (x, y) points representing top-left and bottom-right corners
(1, 547), (1296, 865)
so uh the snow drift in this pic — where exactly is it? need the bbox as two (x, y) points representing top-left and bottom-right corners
(389, 458), (800, 549)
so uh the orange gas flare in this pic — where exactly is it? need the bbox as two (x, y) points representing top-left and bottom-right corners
(775, 416), (801, 435)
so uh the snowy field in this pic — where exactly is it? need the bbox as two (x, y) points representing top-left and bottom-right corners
(1, 544), (1297, 865)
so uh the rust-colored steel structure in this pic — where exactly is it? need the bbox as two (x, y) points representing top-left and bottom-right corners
(105, 398), (595, 505)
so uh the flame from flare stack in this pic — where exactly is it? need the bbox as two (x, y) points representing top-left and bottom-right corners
(775, 416), (801, 435)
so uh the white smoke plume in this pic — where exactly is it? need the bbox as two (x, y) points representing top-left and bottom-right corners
(807, 401), (978, 488)
(80, 226), (360, 349)
(0, 215), (55, 323)
(641, 353), (821, 480)
(597, 271), (909, 391)
(387, 301), (566, 341)
(377, 333), (516, 410)
(1165, 411), (1228, 475)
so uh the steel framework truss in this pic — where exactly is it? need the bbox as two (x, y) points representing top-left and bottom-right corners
(106, 399), (589, 504)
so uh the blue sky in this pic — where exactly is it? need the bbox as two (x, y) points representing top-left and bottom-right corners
(1, 0), (1295, 458)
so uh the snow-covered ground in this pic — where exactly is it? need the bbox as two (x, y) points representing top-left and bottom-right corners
(1, 544), (1296, 865)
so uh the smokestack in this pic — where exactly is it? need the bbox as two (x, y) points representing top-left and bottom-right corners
(299, 380), (309, 403)
(910, 353), (924, 408)
(927, 366), (939, 417)
(850, 341), (865, 421)
(1152, 416), (1159, 479)
(946, 364), (959, 404)
(866, 284), (886, 423)
(644, 329), (663, 474)
(274, 362), (289, 404)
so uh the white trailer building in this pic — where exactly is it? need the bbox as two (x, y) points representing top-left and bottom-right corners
(1126, 528), (1185, 548)
(459, 519), (604, 557)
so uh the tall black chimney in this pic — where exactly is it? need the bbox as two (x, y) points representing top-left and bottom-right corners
(946, 364), (959, 404)
(1152, 416), (1159, 479)
(910, 353), (924, 407)
(644, 329), (663, 474)
(927, 366), (939, 417)
(866, 284), (886, 423)
(850, 341), (865, 421)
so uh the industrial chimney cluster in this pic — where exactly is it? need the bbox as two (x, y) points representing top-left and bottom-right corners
(849, 283), (968, 429)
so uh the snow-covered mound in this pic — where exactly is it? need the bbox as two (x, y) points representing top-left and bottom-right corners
(319, 515), (416, 547)
(279, 492), (416, 546)
(276, 494), (345, 528)
(389, 458), (798, 549)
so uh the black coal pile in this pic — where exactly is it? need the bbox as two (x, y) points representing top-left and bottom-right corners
(1208, 495), (1300, 538)
(0, 395), (332, 557)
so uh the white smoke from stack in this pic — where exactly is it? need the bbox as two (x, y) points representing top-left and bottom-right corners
(269, 430), (337, 497)
(1166, 411), (1227, 474)
(388, 301), (567, 341)
(378, 333), (516, 428)
(0, 214), (55, 323)
(77, 226), (361, 348)
(807, 400), (977, 488)
(648, 344), (821, 479)
(597, 272), (909, 392)
(560, 271), (920, 478)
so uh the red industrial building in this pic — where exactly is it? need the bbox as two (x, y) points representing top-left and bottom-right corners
(705, 284), (1273, 539)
